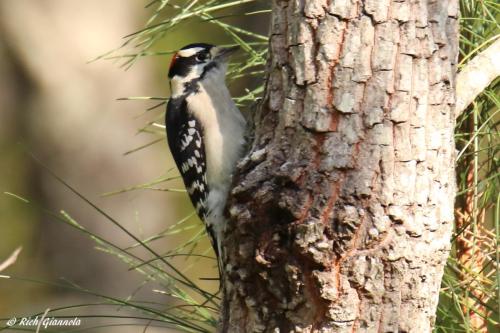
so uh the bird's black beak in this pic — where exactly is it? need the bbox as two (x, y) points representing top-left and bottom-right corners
(214, 45), (240, 61)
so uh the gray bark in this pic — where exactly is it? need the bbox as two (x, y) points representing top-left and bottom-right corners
(222, 0), (458, 332)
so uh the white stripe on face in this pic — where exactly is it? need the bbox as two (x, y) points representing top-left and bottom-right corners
(178, 47), (204, 57)
(170, 65), (205, 98)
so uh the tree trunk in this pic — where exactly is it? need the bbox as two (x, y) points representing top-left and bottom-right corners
(223, 0), (458, 332)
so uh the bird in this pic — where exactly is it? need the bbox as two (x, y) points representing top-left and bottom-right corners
(165, 43), (246, 271)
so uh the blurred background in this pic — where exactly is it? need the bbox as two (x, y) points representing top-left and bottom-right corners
(0, 0), (268, 332)
(1, 1), (497, 332)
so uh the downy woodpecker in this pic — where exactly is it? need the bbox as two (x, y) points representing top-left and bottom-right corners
(165, 43), (246, 264)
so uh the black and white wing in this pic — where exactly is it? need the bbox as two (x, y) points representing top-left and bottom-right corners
(166, 98), (221, 257)
(166, 98), (209, 220)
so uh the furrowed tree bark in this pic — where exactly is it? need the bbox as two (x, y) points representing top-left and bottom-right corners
(223, 1), (459, 332)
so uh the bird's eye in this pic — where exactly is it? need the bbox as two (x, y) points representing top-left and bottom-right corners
(196, 52), (209, 62)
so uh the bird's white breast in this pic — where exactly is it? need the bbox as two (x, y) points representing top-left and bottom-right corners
(185, 71), (246, 195)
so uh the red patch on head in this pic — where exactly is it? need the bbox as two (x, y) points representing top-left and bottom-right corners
(169, 52), (179, 72)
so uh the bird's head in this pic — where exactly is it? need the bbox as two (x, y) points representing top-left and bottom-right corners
(168, 43), (239, 96)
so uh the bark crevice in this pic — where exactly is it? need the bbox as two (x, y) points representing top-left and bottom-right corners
(223, 1), (458, 332)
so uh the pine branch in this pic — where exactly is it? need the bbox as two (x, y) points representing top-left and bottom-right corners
(455, 37), (500, 118)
